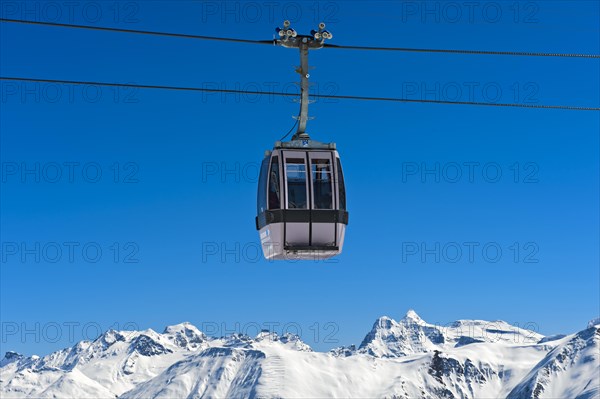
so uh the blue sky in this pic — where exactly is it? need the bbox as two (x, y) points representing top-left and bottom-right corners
(1, 1), (599, 355)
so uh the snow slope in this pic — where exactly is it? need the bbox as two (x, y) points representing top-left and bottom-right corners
(1, 311), (598, 398)
(507, 321), (600, 399)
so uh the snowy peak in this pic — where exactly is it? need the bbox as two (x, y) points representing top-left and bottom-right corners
(92, 329), (127, 352)
(371, 315), (397, 330)
(0, 351), (23, 367)
(251, 330), (313, 352)
(221, 333), (254, 348)
(130, 334), (173, 357)
(278, 333), (313, 352)
(402, 309), (426, 325)
(444, 319), (544, 346)
(255, 329), (277, 341)
(358, 313), (444, 357)
(162, 322), (207, 350)
(588, 317), (600, 328)
(162, 321), (204, 337)
(101, 329), (127, 345)
(356, 312), (544, 358)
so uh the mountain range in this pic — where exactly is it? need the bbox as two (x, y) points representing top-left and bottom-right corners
(1, 310), (598, 398)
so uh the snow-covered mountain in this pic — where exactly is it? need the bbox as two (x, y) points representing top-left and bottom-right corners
(1, 311), (598, 398)
(352, 309), (545, 358)
(507, 322), (599, 399)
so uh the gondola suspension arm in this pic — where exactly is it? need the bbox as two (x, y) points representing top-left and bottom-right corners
(275, 21), (333, 141)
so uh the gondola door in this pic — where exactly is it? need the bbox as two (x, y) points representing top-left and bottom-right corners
(282, 151), (310, 248)
(308, 152), (337, 248)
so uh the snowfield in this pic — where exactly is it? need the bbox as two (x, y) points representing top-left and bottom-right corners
(1, 311), (598, 398)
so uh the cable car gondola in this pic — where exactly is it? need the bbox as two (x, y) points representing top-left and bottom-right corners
(255, 22), (348, 260)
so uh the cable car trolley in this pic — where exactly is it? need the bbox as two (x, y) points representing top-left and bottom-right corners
(256, 22), (348, 260)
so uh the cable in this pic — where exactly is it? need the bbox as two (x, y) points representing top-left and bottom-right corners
(2, 76), (598, 111)
(2, 18), (599, 59)
(0, 18), (274, 46)
(280, 112), (300, 141)
(324, 44), (600, 59)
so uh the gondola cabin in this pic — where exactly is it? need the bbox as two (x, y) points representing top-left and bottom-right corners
(256, 139), (348, 260)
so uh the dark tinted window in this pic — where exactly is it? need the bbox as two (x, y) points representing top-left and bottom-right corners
(268, 157), (281, 210)
(336, 158), (346, 210)
(311, 159), (333, 209)
(257, 156), (270, 214)
(286, 158), (307, 209)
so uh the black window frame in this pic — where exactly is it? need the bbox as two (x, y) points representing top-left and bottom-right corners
(336, 157), (347, 211)
(311, 158), (334, 210)
(285, 157), (308, 210)
(257, 156), (270, 215)
(267, 156), (281, 210)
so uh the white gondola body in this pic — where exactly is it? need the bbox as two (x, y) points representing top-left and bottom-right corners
(256, 142), (348, 260)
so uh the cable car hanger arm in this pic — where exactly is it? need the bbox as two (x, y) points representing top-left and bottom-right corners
(274, 21), (334, 140)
